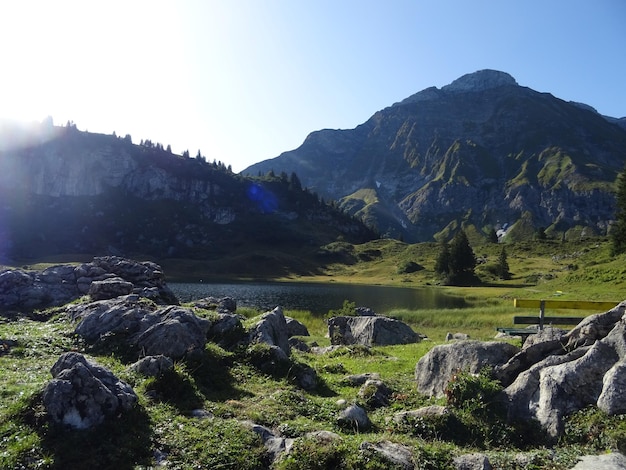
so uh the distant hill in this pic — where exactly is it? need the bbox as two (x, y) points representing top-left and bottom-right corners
(0, 121), (376, 271)
(243, 70), (626, 242)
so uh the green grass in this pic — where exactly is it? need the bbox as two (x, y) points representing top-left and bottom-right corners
(2, 237), (626, 468)
(0, 308), (611, 469)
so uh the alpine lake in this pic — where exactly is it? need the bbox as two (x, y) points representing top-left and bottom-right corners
(168, 281), (467, 316)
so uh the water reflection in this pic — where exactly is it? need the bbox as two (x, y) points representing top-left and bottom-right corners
(169, 282), (466, 315)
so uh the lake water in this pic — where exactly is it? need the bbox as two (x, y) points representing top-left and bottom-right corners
(168, 281), (467, 315)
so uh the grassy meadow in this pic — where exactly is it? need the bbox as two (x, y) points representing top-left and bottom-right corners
(1, 237), (626, 468)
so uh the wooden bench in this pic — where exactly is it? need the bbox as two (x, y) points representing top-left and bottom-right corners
(497, 299), (618, 343)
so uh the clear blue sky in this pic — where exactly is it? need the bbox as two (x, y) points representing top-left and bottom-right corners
(1, 0), (624, 172)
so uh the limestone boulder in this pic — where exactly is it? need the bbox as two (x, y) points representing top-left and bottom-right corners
(248, 306), (290, 356)
(0, 256), (178, 312)
(415, 340), (519, 397)
(392, 405), (448, 425)
(569, 452), (626, 470)
(328, 315), (421, 346)
(68, 295), (209, 360)
(43, 352), (137, 429)
(69, 294), (157, 342)
(192, 296), (237, 313)
(133, 306), (210, 358)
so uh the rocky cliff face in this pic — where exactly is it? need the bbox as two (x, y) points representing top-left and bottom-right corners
(243, 70), (626, 241)
(0, 125), (375, 262)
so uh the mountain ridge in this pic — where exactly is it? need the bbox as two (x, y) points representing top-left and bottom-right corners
(243, 70), (626, 241)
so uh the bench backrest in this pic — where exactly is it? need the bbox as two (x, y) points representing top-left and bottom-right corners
(513, 299), (618, 330)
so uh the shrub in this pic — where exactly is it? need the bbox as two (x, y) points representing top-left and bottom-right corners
(397, 260), (424, 274)
(444, 367), (502, 412)
(328, 300), (356, 317)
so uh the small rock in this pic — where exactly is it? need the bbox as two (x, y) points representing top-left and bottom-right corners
(392, 405), (448, 424)
(88, 276), (134, 300)
(446, 332), (470, 341)
(286, 317), (310, 337)
(337, 404), (371, 431)
(453, 452), (492, 470)
(359, 440), (414, 470)
(129, 355), (174, 377)
(358, 379), (392, 408)
(569, 452), (626, 470)
(343, 372), (381, 386)
(288, 337), (311, 352)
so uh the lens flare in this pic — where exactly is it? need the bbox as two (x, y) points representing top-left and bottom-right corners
(246, 183), (278, 213)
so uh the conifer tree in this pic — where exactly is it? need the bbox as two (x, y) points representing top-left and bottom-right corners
(448, 229), (476, 282)
(496, 246), (511, 280)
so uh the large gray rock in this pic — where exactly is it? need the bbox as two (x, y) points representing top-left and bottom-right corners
(0, 256), (178, 312)
(132, 306), (210, 358)
(192, 296), (237, 313)
(43, 352), (137, 429)
(328, 315), (421, 346)
(69, 294), (158, 342)
(597, 361), (626, 415)
(248, 307), (290, 356)
(68, 295), (210, 359)
(415, 340), (519, 397)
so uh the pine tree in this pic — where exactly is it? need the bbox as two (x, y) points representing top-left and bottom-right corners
(612, 165), (626, 255)
(496, 246), (511, 280)
(449, 230), (476, 279)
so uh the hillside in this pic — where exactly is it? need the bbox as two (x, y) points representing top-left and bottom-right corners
(0, 121), (376, 270)
(243, 70), (626, 242)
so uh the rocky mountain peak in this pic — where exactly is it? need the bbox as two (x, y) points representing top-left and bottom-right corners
(394, 69), (518, 107)
(441, 69), (518, 93)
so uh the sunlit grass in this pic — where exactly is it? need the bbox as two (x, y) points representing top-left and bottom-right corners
(3, 237), (626, 468)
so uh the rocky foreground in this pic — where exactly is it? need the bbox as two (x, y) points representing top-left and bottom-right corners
(1, 257), (625, 469)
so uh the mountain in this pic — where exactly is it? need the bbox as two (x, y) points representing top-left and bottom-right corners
(243, 70), (626, 242)
(0, 121), (375, 271)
